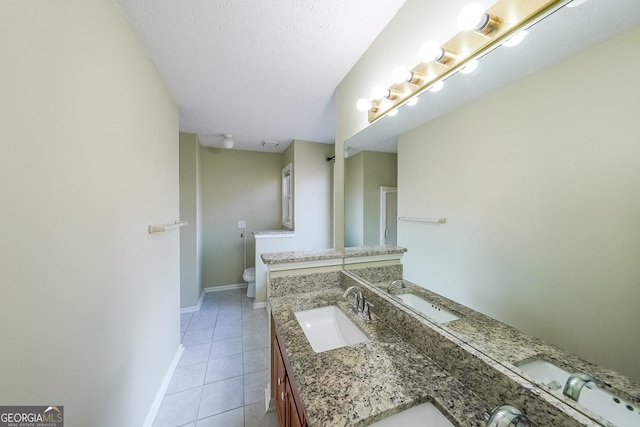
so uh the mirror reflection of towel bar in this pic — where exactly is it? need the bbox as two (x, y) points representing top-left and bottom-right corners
(148, 220), (188, 234)
(397, 216), (446, 224)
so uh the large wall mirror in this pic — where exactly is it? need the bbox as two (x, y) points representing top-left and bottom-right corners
(344, 0), (640, 425)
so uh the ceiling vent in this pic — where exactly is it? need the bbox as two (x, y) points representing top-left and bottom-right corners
(262, 140), (279, 148)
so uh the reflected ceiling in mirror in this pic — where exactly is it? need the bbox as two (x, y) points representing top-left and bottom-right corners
(346, 0), (640, 155)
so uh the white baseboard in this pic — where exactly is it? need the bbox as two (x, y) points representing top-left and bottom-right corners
(143, 344), (185, 427)
(264, 384), (275, 412)
(204, 283), (248, 292)
(180, 290), (205, 313)
(253, 301), (267, 309)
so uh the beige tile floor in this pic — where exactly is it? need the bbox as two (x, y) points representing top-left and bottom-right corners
(152, 289), (278, 427)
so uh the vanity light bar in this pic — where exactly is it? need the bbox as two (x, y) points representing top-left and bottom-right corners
(364, 0), (567, 124)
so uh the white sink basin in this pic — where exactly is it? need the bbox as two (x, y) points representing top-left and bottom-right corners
(369, 402), (455, 427)
(397, 294), (460, 324)
(518, 359), (639, 426)
(294, 305), (369, 353)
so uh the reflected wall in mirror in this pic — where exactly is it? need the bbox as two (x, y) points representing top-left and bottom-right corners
(342, 0), (640, 424)
(344, 151), (397, 247)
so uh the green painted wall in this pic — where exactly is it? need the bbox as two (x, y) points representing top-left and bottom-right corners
(291, 140), (334, 249)
(345, 153), (364, 247)
(344, 151), (397, 246)
(363, 152), (397, 246)
(200, 148), (282, 287)
(0, 1), (180, 425)
(179, 133), (203, 307)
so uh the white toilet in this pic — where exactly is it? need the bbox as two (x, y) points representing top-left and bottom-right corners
(243, 267), (256, 298)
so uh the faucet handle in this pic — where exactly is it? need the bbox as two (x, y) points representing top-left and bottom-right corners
(354, 292), (362, 309)
(363, 300), (374, 320)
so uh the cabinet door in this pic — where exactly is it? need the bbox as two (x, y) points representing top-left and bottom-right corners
(274, 338), (288, 427)
(287, 379), (305, 427)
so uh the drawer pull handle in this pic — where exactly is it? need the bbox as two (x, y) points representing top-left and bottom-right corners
(281, 391), (286, 401)
(277, 377), (282, 385)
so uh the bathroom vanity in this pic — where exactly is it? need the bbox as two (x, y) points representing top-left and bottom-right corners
(272, 327), (306, 427)
(270, 287), (485, 426)
(263, 246), (639, 427)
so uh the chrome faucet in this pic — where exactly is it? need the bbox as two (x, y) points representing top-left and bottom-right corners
(386, 279), (406, 293)
(343, 286), (363, 309)
(563, 373), (597, 401)
(342, 285), (373, 321)
(485, 405), (530, 427)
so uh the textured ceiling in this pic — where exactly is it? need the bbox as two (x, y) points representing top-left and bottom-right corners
(116, 0), (405, 152)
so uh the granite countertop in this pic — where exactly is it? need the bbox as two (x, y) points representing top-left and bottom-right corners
(343, 246), (407, 258)
(261, 246), (407, 265)
(262, 248), (343, 265)
(366, 278), (640, 419)
(269, 288), (490, 427)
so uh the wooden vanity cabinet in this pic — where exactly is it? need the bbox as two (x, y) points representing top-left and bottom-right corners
(274, 337), (288, 427)
(272, 322), (306, 427)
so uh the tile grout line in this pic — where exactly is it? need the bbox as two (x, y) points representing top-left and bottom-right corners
(156, 289), (274, 427)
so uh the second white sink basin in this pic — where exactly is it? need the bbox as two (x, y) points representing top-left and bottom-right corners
(294, 305), (369, 353)
(518, 359), (639, 426)
(369, 402), (455, 427)
(397, 294), (460, 324)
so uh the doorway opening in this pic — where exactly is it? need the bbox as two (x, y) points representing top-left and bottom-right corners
(379, 186), (397, 245)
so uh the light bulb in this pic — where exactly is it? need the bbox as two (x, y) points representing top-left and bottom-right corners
(356, 98), (372, 112)
(406, 97), (419, 106)
(419, 41), (444, 63)
(460, 59), (478, 74)
(371, 85), (389, 100)
(502, 30), (528, 47)
(387, 108), (399, 117)
(391, 66), (411, 84)
(458, 3), (487, 31)
(428, 80), (444, 92)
